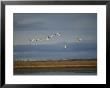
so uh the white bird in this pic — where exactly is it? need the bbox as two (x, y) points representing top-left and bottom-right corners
(64, 44), (67, 48)
(28, 32), (62, 45)
(53, 33), (61, 37)
(46, 36), (51, 40)
(56, 33), (61, 36)
(29, 38), (35, 42)
(29, 38), (40, 45)
(36, 38), (41, 41)
(76, 37), (82, 42)
(50, 34), (55, 38)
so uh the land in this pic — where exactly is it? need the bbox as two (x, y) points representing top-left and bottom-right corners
(14, 59), (97, 70)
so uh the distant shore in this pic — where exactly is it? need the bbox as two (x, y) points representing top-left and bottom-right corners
(14, 59), (97, 70)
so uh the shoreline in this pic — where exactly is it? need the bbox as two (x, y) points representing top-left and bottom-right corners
(14, 60), (97, 69)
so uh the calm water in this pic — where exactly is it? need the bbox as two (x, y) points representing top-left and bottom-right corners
(14, 42), (97, 61)
(14, 43), (97, 75)
(14, 68), (97, 75)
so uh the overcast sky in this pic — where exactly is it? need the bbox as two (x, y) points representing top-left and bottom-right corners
(13, 13), (97, 45)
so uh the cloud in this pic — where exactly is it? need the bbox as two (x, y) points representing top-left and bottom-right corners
(13, 13), (97, 45)
(14, 13), (97, 32)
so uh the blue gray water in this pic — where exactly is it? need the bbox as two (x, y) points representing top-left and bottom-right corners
(14, 42), (97, 61)
(14, 42), (97, 75)
(14, 68), (97, 75)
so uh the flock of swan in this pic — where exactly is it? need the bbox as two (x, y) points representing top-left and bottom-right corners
(28, 32), (82, 48)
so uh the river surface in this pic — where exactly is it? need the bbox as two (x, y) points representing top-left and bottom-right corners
(14, 68), (97, 75)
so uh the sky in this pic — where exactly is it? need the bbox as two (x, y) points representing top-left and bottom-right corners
(13, 13), (97, 60)
(13, 13), (97, 45)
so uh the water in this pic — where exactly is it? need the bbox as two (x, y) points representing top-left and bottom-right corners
(14, 42), (97, 61)
(14, 68), (97, 75)
(14, 42), (97, 75)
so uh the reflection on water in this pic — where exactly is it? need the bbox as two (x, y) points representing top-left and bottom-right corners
(14, 68), (97, 75)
